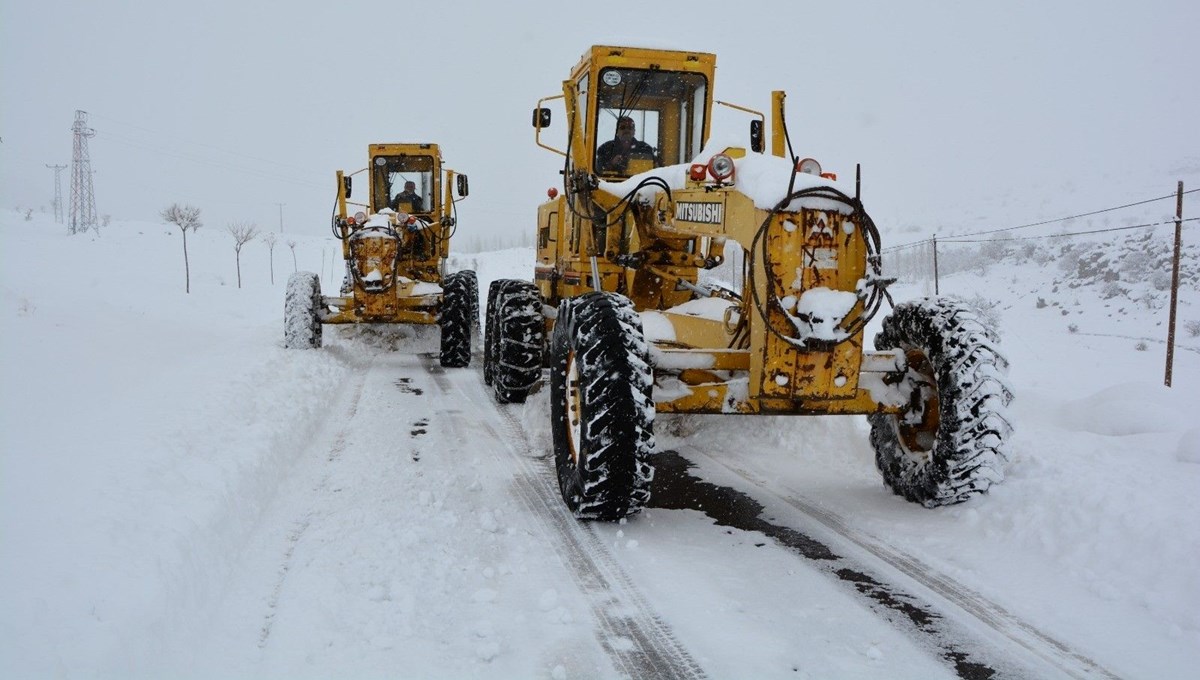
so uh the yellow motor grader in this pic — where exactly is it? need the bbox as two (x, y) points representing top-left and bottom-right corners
(285, 143), (477, 367)
(484, 46), (1013, 519)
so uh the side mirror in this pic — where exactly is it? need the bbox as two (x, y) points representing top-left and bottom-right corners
(749, 120), (764, 154)
(532, 108), (552, 128)
(342, 176), (352, 198)
(456, 174), (469, 198)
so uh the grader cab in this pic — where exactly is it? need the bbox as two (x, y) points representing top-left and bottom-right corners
(485, 45), (1013, 519)
(284, 143), (478, 367)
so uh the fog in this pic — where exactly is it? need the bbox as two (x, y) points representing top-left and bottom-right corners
(3, 1), (1197, 246)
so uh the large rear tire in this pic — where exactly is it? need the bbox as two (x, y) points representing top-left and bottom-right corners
(284, 272), (322, 349)
(439, 270), (476, 367)
(550, 292), (654, 520)
(485, 279), (544, 403)
(868, 297), (1013, 507)
(483, 279), (509, 386)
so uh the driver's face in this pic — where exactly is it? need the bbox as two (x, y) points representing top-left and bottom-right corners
(616, 122), (635, 142)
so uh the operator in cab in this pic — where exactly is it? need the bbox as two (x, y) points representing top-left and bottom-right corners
(596, 116), (658, 175)
(390, 181), (424, 212)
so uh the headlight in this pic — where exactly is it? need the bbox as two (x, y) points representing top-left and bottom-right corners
(708, 154), (735, 181)
(797, 158), (822, 175)
(354, 211), (367, 225)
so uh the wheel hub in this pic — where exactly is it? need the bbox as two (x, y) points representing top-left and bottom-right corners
(566, 351), (583, 466)
(896, 348), (940, 457)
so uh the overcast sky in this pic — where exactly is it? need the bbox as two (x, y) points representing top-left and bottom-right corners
(2, 1), (1197, 244)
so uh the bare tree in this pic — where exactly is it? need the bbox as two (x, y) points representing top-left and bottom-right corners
(161, 203), (203, 293)
(226, 221), (259, 289)
(262, 231), (278, 285)
(287, 239), (298, 272)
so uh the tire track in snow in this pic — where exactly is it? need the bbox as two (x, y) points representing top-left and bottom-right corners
(685, 445), (1121, 680)
(257, 356), (373, 648)
(421, 356), (706, 680)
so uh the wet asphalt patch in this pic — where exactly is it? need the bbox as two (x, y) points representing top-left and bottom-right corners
(649, 450), (997, 680)
(394, 377), (424, 396)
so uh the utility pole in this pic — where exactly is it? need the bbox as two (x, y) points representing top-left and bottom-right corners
(932, 235), (940, 295)
(1165, 181), (1184, 387)
(69, 110), (98, 234)
(46, 164), (67, 223)
(276, 203), (285, 233)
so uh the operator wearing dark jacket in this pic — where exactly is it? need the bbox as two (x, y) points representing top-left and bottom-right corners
(596, 116), (657, 175)
(390, 181), (424, 212)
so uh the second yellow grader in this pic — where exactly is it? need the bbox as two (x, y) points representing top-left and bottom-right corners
(286, 143), (477, 367)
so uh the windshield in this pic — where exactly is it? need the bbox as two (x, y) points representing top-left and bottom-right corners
(593, 67), (707, 177)
(372, 155), (435, 213)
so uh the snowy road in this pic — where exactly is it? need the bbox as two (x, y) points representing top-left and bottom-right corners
(185, 343), (705, 679)
(182, 337), (1115, 679)
(4, 221), (1196, 678)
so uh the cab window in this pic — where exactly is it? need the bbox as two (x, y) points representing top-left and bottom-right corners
(592, 68), (708, 177)
(372, 155), (435, 213)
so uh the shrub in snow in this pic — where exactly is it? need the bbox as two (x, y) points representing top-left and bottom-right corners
(1032, 247), (1054, 266)
(1068, 323), (1079, 333)
(1185, 319), (1200, 338)
(1120, 250), (1153, 281)
(1100, 281), (1123, 299)
(1135, 341), (1148, 351)
(1138, 291), (1160, 310)
(1151, 269), (1172, 291)
(1057, 245), (1081, 274)
(951, 293), (1002, 333)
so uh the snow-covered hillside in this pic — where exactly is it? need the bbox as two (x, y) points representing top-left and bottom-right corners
(1, 210), (1197, 678)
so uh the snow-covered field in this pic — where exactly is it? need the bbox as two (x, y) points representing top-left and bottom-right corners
(1, 209), (1197, 678)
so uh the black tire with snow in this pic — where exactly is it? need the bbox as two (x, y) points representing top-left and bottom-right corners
(550, 292), (654, 520)
(284, 271), (323, 349)
(483, 280), (505, 386)
(485, 279), (544, 403)
(439, 270), (476, 367)
(459, 269), (481, 342)
(868, 297), (1013, 507)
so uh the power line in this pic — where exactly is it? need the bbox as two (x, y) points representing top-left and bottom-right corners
(940, 218), (1198, 244)
(954, 188), (1200, 239)
(884, 186), (1200, 252)
(882, 238), (933, 254)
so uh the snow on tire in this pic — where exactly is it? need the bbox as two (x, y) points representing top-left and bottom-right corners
(457, 269), (481, 342)
(486, 279), (544, 403)
(550, 292), (654, 521)
(439, 270), (476, 368)
(483, 279), (514, 386)
(868, 296), (1013, 507)
(284, 271), (323, 349)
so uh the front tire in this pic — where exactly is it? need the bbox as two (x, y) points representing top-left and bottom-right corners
(486, 279), (544, 403)
(550, 293), (654, 520)
(439, 270), (477, 367)
(868, 297), (1013, 507)
(284, 272), (322, 349)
